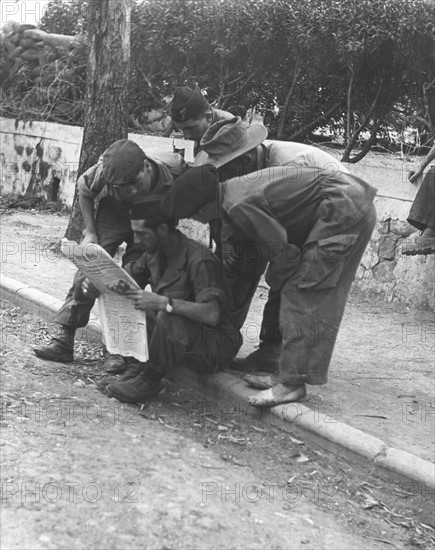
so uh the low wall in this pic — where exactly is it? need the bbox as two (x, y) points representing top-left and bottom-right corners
(0, 117), (194, 205)
(0, 118), (433, 309)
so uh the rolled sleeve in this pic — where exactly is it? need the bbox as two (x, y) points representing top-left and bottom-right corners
(77, 163), (105, 199)
(190, 258), (226, 309)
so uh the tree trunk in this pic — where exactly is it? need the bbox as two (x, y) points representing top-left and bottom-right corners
(345, 63), (355, 147)
(277, 56), (300, 140)
(288, 102), (341, 141)
(343, 118), (383, 163)
(341, 82), (383, 162)
(422, 79), (435, 140)
(65, 0), (131, 242)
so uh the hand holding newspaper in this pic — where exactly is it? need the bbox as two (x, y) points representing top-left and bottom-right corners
(61, 238), (148, 362)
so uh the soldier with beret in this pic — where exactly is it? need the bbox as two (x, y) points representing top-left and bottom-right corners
(33, 139), (187, 371)
(161, 159), (377, 406)
(168, 82), (234, 147)
(105, 196), (242, 404)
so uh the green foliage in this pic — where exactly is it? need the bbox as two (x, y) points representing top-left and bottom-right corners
(3, 0), (434, 156)
(39, 0), (88, 35)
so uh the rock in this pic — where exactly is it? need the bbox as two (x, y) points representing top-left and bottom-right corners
(378, 219), (390, 234)
(372, 260), (396, 282)
(22, 28), (47, 41)
(21, 49), (42, 61)
(9, 46), (24, 60)
(19, 38), (39, 48)
(360, 242), (379, 269)
(17, 24), (37, 33)
(3, 38), (17, 54)
(43, 33), (76, 50)
(378, 235), (399, 260)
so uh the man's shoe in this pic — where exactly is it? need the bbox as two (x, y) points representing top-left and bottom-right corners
(33, 339), (74, 363)
(104, 353), (127, 374)
(120, 359), (145, 381)
(107, 372), (163, 404)
(230, 344), (281, 373)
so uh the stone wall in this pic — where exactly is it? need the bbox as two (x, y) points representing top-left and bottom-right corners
(0, 117), (433, 309)
(0, 117), (194, 205)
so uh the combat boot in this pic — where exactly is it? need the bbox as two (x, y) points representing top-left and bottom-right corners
(33, 325), (75, 363)
(107, 369), (163, 404)
(103, 350), (127, 374)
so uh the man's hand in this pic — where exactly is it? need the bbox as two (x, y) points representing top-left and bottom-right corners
(82, 278), (100, 298)
(125, 289), (167, 311)
(81, 231), (99, 246)
(408, 170), (423, 184)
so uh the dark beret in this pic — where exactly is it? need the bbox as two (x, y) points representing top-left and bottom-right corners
(168, 84), (208, 123)
(127, 195), (176, 228)
(160, 165), (219, 219)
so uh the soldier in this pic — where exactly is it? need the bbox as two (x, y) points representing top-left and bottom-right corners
(33, 139), (187, 372)
(161, 159), (377, 405)
(105, 196), (242, 404)
(168, 82), (234, 148)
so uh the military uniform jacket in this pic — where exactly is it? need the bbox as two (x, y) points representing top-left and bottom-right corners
(220, 165), (377, 290)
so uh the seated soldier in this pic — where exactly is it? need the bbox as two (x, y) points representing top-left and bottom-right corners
(33, 139), (186, 372)
(105, 197), (243, 404)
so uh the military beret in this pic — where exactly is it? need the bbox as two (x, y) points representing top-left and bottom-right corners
(160, 165), (219, 219)
(128, 195), (176, 227)
(168, 83), (208, 124)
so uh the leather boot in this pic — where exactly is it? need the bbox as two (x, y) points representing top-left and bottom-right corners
(33, 325), (75, 363)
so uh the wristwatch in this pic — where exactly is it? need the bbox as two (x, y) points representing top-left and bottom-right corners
(165, 297), (174, 313)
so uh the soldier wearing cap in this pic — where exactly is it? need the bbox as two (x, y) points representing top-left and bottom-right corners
(33, 139), (187, 370)
(168, 83), (234, 147)
(105, 195), (242, 404)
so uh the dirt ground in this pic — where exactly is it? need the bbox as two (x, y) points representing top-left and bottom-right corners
(1, 209), (434, 463)
(1, 301), (435, 550)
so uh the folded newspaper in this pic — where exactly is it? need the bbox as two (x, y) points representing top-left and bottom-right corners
(61, 238), (148, 362)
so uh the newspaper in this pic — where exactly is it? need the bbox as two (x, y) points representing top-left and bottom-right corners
(61, 239), (148, 362)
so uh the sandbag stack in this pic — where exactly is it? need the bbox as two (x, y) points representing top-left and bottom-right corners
(1, 22), (79, 86)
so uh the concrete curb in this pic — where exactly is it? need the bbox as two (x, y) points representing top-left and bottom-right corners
(1, 274), (434, 490)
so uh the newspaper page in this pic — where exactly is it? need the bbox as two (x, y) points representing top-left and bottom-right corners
(61, 239), (148, 362)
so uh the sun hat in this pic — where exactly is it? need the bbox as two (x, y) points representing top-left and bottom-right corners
(102, 139), (146, 185)
(168, 83), (208, 123)
(193, 116), (268, 168)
